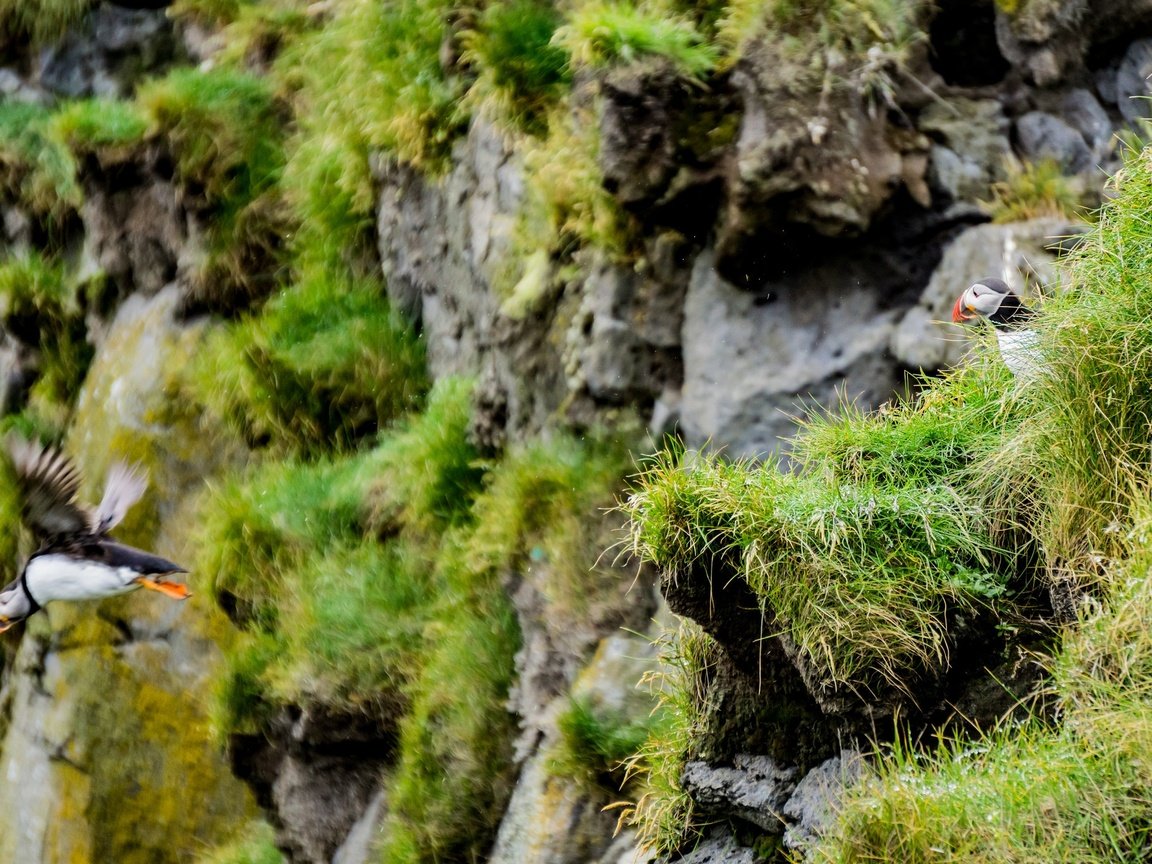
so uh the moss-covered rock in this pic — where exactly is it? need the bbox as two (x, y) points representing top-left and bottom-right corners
(0, 284), (256, 862)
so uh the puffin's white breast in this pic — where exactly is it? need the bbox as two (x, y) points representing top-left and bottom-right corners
(996, 328), (1042, 381)
(24, 554), (141, 604)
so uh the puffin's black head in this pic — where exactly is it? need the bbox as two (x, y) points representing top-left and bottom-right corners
(952, 278), (1033, 329)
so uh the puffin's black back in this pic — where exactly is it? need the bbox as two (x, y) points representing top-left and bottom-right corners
(988, 292), (1034, 329)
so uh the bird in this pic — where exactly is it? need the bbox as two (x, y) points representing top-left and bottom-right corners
(952, 277), (1040, 379)
(0, 438), (190, 633)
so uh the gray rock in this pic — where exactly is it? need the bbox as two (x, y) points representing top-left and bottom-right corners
(488, 751), (627, 864)
(680, 248), (903, 461)
(675, 831), (758, 864)
(682, 754), (799, 832)
(920, 99), (1011, 202)
(1061, 88), (1114, 161)
(80, 169), (189, 301)
(567, 256), (684, 405)
(37, 5), (178, 99)
(993, 0), (1089, 86)
(890, 219), (1077, 372)
(1015, 111), (1091, 173)
(332, 791), (387, 864)
(782, 750), (869, 853)
(1117, 38), (1152, 125)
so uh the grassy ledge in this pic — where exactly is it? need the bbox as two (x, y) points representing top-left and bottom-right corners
(625, 144), (1152, 856)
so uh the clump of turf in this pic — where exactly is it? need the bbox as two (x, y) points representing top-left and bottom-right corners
(191, 270), (427, 455)
(0, 252), (93, 414)
(554, 1), (718, 78)
(0, 101), (81, 232)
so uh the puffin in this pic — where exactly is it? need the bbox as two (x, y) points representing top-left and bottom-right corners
(952, 277), (1040, 379)
(0, 438), (190, 633)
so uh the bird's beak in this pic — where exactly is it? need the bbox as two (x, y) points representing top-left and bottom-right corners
(0, 617), (13, 634)
(952, 295), (973, 323)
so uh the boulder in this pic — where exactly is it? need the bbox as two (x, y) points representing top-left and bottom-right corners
(682, 754), (798, 832)
(782, 750), (869, 853)
(1015, 112), (1091, 173)
(680, 248), (903, 460)
(1116, 38), (1152, 125)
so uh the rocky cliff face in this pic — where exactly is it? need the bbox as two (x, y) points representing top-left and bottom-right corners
(1, 1), (1151, 862)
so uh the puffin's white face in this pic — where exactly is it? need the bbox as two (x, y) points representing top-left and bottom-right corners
(0, 587), (30, 633)
(953, 280), (1008, 323)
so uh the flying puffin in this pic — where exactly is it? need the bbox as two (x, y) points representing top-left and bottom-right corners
(0, 438), (190, 633)
(952, 277), (1040, 379)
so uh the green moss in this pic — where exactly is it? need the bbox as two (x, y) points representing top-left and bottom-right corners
(190, 270), (427, 455)
(64, 643), (258, 864)
(0, 101), (81, 228)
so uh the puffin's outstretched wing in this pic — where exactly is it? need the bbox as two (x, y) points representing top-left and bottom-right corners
(91, 462), (148, 535)
(8, 437), (90, 542)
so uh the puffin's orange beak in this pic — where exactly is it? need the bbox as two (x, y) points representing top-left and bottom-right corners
(952, 295), (972, 323)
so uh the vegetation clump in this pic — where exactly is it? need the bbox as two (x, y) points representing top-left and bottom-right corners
(191, 271), (427, 455)
(985, 157), (1090, 224)
(0, 252), (93, 415)
(0, 102), (81, 231)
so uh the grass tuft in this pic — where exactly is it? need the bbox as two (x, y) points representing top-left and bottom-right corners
(625, 434), (1011, 699)
(0, 101), (81, 228)
(618, 621), (716, 854)
(554, 1), (718, 78)
(552, 695), (661, 791)
(0, 252), (93, 412)
(190, 270), (427, 455)
(985, 158), (1090, 224)
(0, 0), (94, 45)
(462, 0), (571, 133)
(195, 820), (284, 864)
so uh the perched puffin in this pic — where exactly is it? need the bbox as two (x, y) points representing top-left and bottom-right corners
(0, 438), (190, 633)
(952, 277), (1040, 379)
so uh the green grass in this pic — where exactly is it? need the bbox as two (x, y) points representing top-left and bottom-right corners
(136, 68), (285, 209)
(0, 0), (94, 45)
(814, 499), (1152, 863)
(462, 0), (571, 133)
(554, 1), (718, 78)
(50, 99), (149, 155)
(985, 158), (1090, 224)
(0, 252), (93, 414)
(552, 696), (661, 791)
(0, 101), (81, 229)
(625, 436), (1011, 700)
(360, 377), (485, 539)
(190, 269), (427, 455)
(377, 430), (632, 864)
(619, 621), (717, 855)
(195, 820), (284, 864)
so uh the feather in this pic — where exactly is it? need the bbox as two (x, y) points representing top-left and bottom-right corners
(91, 461), (148, 535)
(8, 437), (90, 541)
